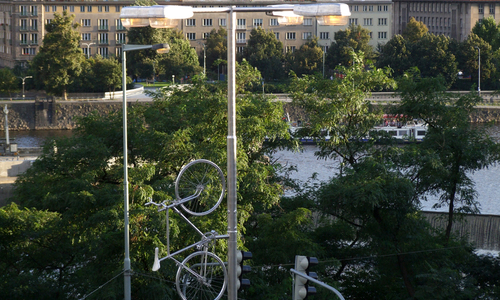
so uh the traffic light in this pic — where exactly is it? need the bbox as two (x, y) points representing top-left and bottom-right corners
(236, 250), (252, 290)
(294, 255), (318, 300)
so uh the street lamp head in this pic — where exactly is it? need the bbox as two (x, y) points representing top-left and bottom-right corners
(153, 43), (170, 54)
(294, 3), (351, 25)
(120, 5), (193, 28)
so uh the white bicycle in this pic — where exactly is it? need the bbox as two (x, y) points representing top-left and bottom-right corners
(146, 159), (227, 300)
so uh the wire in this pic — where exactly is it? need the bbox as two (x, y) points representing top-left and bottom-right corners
(79, 270), (124, 300)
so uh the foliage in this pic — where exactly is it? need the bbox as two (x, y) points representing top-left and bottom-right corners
(376, 35), (412, 78)
(244, 27), (285, 80)
(6, 73), (291, 299)
(325, 24), (374, 72)
(205, 28), (227, 78)
(0, 68), (18, 97)
(456, 33), (496, 90)
(31, 11), (84, 99)
(402, 17), (429, 42)
(472, 16), (500, 50)
(287, 37), (323, 77)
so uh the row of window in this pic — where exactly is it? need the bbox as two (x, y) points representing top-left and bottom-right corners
(80, 19), (124, 30)
(351, 5), (389, 12)
(478, 4), (496, 14)
(18, 19), (37, 31)
(186, 30), (388, 41)
(349, 18), (388, 26)
(81, 32), (127, 44)
(81, 47), (111, 58)
(40, 5), (121, 13)
(185, 17), (319, 28)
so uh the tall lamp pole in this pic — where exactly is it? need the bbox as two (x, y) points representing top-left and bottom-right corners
(19, 75), (32, 98)
(120, 4), (350, 300)
(82, 42), (95, 59)
(197, 41), (206, 75)
(122, 43), (169, 300)
(475, 46), (481, 95)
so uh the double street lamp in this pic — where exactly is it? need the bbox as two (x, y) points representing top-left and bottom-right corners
(120, 3), (350, 300)
(82, 42), (95, 59)
(18, 75), (32, 98)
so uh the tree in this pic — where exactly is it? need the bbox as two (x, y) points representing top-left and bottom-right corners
(91, 55), (122, 94)
(6, 74), (291, 299)
(0, 68), (18, 98)
(288, 37), (323, 77)
(160, 31), (202, 81)
(397, 71), (500, 242)
(205, 28), (227, 78)
(325, 24), (374, 72)
(31, 11), (85, 100)
(471, 16), (500, 50)
(244, 27), (285, 80)
(457, 34), (496, 90)
(402, 17), (429, 42)
(376, 35), (412, 77)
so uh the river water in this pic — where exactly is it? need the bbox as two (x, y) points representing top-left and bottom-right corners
(3, 126), (500, 215)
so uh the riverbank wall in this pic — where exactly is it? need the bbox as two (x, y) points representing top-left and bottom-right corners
(1, 92), (500, 131)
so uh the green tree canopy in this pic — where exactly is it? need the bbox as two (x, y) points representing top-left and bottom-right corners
(0, 68), (18, 97)
(205, 28), (227, 77)
(288, 36), (323, 77)
(472, 16), (500, 50)
(31, 11), (85, 99)
(402, 17), (429, 42)
(244, 27), (285, 80)
(376, 35), (412, 77)
(325, 24), (374, 73)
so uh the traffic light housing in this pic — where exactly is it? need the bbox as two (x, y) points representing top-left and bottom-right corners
(237, 250), (252, 290)
(294, 255), (318, 300)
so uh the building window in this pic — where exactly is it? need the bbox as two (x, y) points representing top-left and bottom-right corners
(22, 48), (35, 55)
(286, 46), (296, 53)
(490, 4), (495, 14)
(378, 32), (387, 39)
(369, 32), (373, 39)
(80, 6), (85, 12)
(286, 32), (296, 40)
(270, 18), (279, 26)
(63, 6), (68, 11)
(20, 33), (28, 45)
(353, 5), (358, 12)
(83, 47), (90, 57)
(20, 19), (27, 31)
(88, 6), (92, 12)
(52, 6), (57, 12)
(203, 32), (210, 39)
(479, 4), (484, 14)
(275, 32), (279, 40)
(378, 5), (382, 11)
(363, 18), (372, 26)
(31, 19), (37, 31)
(98, 33), (108, 44)
(186, 19), (196, 26)
(369, 5), (374, 11)
(116, 6), (121, 13)
(45, 19), (52, 25)
(319, 32), (329, 40)
(253, 18), (263, 27)
(378, 18), (387, 26)
(99, 19), (108, 30)
(237, 32), (246, 43)
(219, 18), (226, 26)
(82, 33), (91, 41)
(478, 19), (483, 25)
(98, 6), (102, 12)
(20, 5), (28, 16)
(116, 33), (126, 44)
(45, 6), (50, 13)
(70, 6), (74, 12)
(363, 5), (367, 11)
(105, 5), (109, 12)
(116, 47), (122, 57)
(82, 19), (91, 27)
(384, 5), (389, 11)
(349, 18), (358, 25)
(203, 19), (212, 26)
(237, 46), (245, 53)
(31, 33), (38, 45)
(237, 19), (246, 29)
(116, 19), (124, 30)
(303, 18), (313, 26)
(99, 47), (108, 58)
(302, 32), (312, 40)
(187, 33), (196, 40)
(30, 6), (38, 16)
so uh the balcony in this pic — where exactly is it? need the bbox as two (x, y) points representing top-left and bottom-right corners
(236, 25), (246, 30)
(31, 12), (38, 17)
(98, 40), (109, 45)
(98, 26), (109, 31)
(236, 39), (246, 44)
(116, 39), (126, 45)
(116, 25), (125, 31)
(20, 40), (28, 45)
(19, 12), (28, 17)
(30, 26), (38, 31)
(19, 26), (28, 31)
(30, 41), (38, 45)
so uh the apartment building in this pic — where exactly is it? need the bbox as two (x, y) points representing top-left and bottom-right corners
(393, 0), (500, 41)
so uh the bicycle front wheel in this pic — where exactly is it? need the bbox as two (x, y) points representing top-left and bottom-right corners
(175, 159), (225, 216)
(176, 251), (227, 300)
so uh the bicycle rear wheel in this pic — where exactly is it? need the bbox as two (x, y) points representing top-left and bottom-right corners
(176, 251), (227, 300)
(175, 159), (225, 216)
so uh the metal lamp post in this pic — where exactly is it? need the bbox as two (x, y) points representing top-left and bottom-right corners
(197, 40), (207, 75)
(19, 75), (32, 98)
(120, 4), (350, 300)
(475, 46), (481, 95)
(122, 43), (170, 300)
(82, 42), (95, 59)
